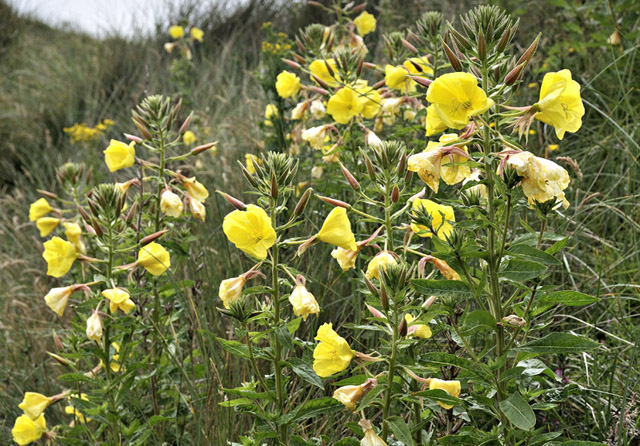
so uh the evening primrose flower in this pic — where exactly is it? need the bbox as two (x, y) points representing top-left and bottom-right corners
(44, 286), (73, 316)
(245, 153), (259, 174)
(265, 103), (279, 126)
(426, 72), (493, 131)
(190, 26), (204, 42)
(291, 102), (307, 120)
(222, 205), (276, 261)
(353, 11), (376, 36)
(331, 247), (358, 271)
(188, 197), (206, 221)
(169, 25), (184, 39)
(410, 199), (455, 240)
(137, 242), (171, 276)
(183, 130), (197, 145)
(380, 97), (403, 125)
(182, 177), (209, 202)
(534, 69), (584, 140)
(309, 59), (340, 87)
(219, 275), (246, 308)
(160, 189), (184, 217)
(86, 311), (103, 341)
(333, 378), (377, 410)
(405, 314), (432, 339)
(359, 419), (386, 446)
(63, 222), (82, 245)
(429, 378), (461, 409)
(11, 414), (46, 445)
(355, 82), (381, 119)
(18, 393), (52, 420)
(504, 151), (570, 208)
(385, 65), (415, 93)
(36, 217), (60, 237)
(43, 236), (77, 278)
(327, 87), (364, 124)
(313, 323), (355, 377)
(365, 251), (398, 280)
(275, 70), (301, 98)
(102, 288), (135, 314)
(408, 134), (471, 192)
(316, 207), (357, 251)
(288, 276), (320, 321)
(104, 139), (135, 172)
(29, 198), (52, 221)
(301, 125), (327, 150)
(65, 394), (91, 423)
(310, 99), (326, 119)
(426, 104), (449, 136)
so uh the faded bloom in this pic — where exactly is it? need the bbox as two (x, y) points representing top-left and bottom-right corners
(429, 378), (461, 409)
(331, 247), (358, 271)
(36, 217), (60, 237)
(29, 198), (52, 221)
(359, 419), (386, 446)
(301, 125), (327, 150)
(161, 190), (183, 217)
(405, 314), (432, 339)
(223, 205), (276, 260)
(289, 278), (320, 321)
(276, 70), (301, 98)
(353, 11), (376, 36)
(313, 323), (355, 377)
(311, 165), (324, 179)
(104, 139), (136, 172)
(327, 87), (364, 124)
(18, 393), (52, 420)
(504, 151), (570, 208)
(86, 312), (103, 341)
(188, 197), (206, 221)
(137, 242), (171, 276)
(102, 288), (135, 314)
(534, 69), (584, 140)
(44, 286), (73, 317)
(365, 251), (398, 280)
(11, 414), (46, 445)
(291, 101), (307, 120)
(219, 275), (246, 309)
(410, 199), (455, 240)
(310, 99), (326, 119)
(43, 236), (77, 278)
(333, 378), (377, 410)
(316, 207), (357, 251)
(182, 177), (209, 202)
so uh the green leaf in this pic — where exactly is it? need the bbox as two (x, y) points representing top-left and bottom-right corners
(388, 417), (414, 446)
(515, 333), (599, 354)
(537, 291), (599, 306)
(219, 398), (254, 407)
(500, 259), (547, 282)
(57, 373), (93, 384)
(216, 337), (250, 359)
(499, 392), (536, 430)
(508, 245), (562, 265)
(148, 415), (172, 426)
(410, 279), (474, 298)
(558, 442), (606, 446)
(281, 397), (341, 424)
(287, 317), (302, 335)
(333, 439), (360, 446)
(545, 237), (568, 254)
(289, 358), (324, 389)
(275, 325), (294, 351)
(415, 389), (463, 407)
(422, 352), (492, 380)
(461, 310), (496, 335)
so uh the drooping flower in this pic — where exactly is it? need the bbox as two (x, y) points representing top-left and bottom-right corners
(42, 237), (77, 278)
(309, 59), (340, 88)
(29, 198), (52, 221)
(219, 275), (246, 309)
(44, 286), (73, 316)
(18, 393), (52, 420)
(504, 151), (570, 208)
(36, 217), (60, 237)
(160, 189), (184, 217)
(327, 87), (364, 124)
(534, 69), (584, 140)
(310, 99), (326, 119)
(353, 11), (377, 36)
(137, 242), (171, 276)
(11, 414), (46, 445)
(86, 311), (103, 341)
(102, 288), (135, 314)
(190, 27), (204, 42)
(276, 70), (301, 98)
(188, 197), (206, 221)
(405, 314), (432, 339)
(359, 419), (386, 446)
(365, 251), (398, 280)
(223, 205), (276, 261)
(104, 140), (136, 172)
(410, 199), (455, 240)
(182, 177), (209, 202)
(169, 25), (184, 39)
(301, 125), (328, 150)
(63, 222), (82, 245)
(333, 378), (377, 410)
(331, 247), (358, 271)
(316, 207), (357, 251)
(426, 72), (493, 131)
(313, 323), (355, 377)
(182, 130), (197, 145)
(288, 277), (320, 321)
(429, 378), (461, 409)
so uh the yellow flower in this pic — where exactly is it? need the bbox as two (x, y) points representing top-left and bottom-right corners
(408, 149), (443, 193)
(29, 198), (52, 221)
(403, 56), (434, 78)
(191, 26), (204, 42)
(289, 284), (320, 321)
(313, 323), (355, 377)
(425, 256), (461, 281)
(276, 70), (301, 98)
(331, 247), (358, 271)
(327, 87), (364, 124)
(410, 199), (455, 240)
(104, 139), (136, 172)
(316, 207), (357, 251)
(380, 97), (403, 125)
(188, 197), (206, 221)
(219, 276), (246, 309)
(333, 379), (377, 410)
(535, 69), (584, 140)
(182, 177), (209, 202)
(265, 103), (279, 126)
(384, 65), (414, 93)
(169, 25), (184, 39)
(607, 30), (621, 46)
(360, 420), (386, 446)
(309, 59), (340, 88)
(365, 251), (398, 280)
(409, 134), (470, 192)
(425, 103), (448, 136)
(36, 217), (60, 237)
(11, 414), (46, 445)
(18, 393), (52, 420)
(137, 242), (171, 276)
(548, 144), (559, 151)
(102, 288), (135, 314)
(429, 378), (461, 409)
(301, 126), (327, 150)
(44, 286), (73, 317)
(65, 394), (91, 423)
(223, 205), (277, 260)
(353, 11), (376, 36)
(355, 82), (381, 119)
(86, 312), (103, 341)
(63, 222), (82, 244)
(245, 153), (259, 174)
(42, 237), (77, 278)
(161, 190), (184, 217)
(504, 151), (570, 208)
(183, 130), (197, 145)
(405, 314), (432, 339)
(426, 72), (493, 131)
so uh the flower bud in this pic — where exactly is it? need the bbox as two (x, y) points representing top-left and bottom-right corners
(191, 141), (218, 155)
(188, 197), (206, 221)
(218, 191), (246, 210)
(340, 164), (360, 190)
(86, 312), (103, 342)
(294, 187), (313, 216)
(289, 276), (320, 321)
(283, 58), (302, 69)
(124, 133), (143, 143)
(502, 314), (526, 327)
(317, 195), (350, 209)
(140, 230), (167, 246)
(441, 37), (462, 71)
(179, 112), (193, 134)
(398, 316), (407, 337)
(363, 275), (380, 299)
(391, 185), (400, 203)
(366, 304), (385, 319)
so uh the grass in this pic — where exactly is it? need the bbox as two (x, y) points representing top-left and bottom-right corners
(0, 0), (638, 443)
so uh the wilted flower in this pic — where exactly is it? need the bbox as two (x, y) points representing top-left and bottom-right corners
(18, 393), (52, 420)
(44, 286), (73, 316)
(104, 140), (136, 172)
(311, 165), (324, 179)
(289, 276), (320, 321)
(86, 312), (103, 341)
(223, 205), (276, 260)
(301, 125), (327, 150)
(102, 288), (135, 314)
(63, 222), (83, 247)
(160, 189), (184, 217)
(36, 217), (60, 237)
(359, 419), (386, 446)
(182, 177), (209, 202)
(219, 275), (246, 309)
(291, 101), (307, 120)
(327, 87), (364, 124)
(316, 207), (358, 251)
(534, 69), (584, 140)
(333, 378), (377, 410)
(43, 237), (77, 277)
(11, 414), (46, 445)
(365, 251), (398, 280)
(188, 197), (206, 221)
(429, 378), (461, 409)
(137, 242), (171, 276)
(313, 323), (355, 377)
(331, 247), (359, 271)
(353, 11), (377, 36)
(310, 99), (326, 119)
(29, 198), (52, 221)
(405, 314), (432, 339)
(410, 199), (455, 240)
(276, 70), (301, 98)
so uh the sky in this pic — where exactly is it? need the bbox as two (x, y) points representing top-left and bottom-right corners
(7, 0), (240, 38)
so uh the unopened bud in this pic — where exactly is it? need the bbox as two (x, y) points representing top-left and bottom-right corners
(125, 202), (137, 223)
(402, 38), (418, 53)
(351, 2), (367, 13)
(477, 30), (486, 60)
(294, 187), (313, 216)
(311, 74), (330, 90)
(47, 352), (73, 366)
(308, 86), (329, 96)
(423, 295), (438, 308)
(391, 185), (400, 203)
(516, 33), (541, 67)
(37, 190), (58, 200)
(132, 118), (152, 140)
(191, 141), (217, 155)
(53, 330), (63, 351)
(77, 206), (91, 223)
(441, 37), (462, 72)
(179, 112), (193, 134)
(90, 218), (103, 237)
(140, 229), (168, 245)
(124, 133), (143, 143)
(366, 304), (385, 319)
(340, 164), (360, 190)
(362, 151), (376, 180)
(363, 275), (379, 298)
(505, 62), (526, 86)
(380, 282), (389, 310)
(218, 191), (246, 210)
(398, 316), (407, 337)
(408, 76), (432, 88)
(317, 195), (350, 208)
(372, 79), (386, 90)
(283, 58), (302, 69)
(270, 173), (278, 199)
(240, 164), (259, 188)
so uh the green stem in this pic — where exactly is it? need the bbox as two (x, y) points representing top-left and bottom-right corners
(384, 187), (394, 252)
(381, 309), (398, 441)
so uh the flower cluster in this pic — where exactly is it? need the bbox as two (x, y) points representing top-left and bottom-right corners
(63, 119), (114, 144)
